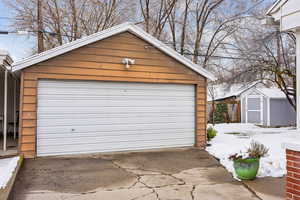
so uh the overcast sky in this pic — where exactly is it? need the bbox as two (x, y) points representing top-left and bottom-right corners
(0, 2), (36, 62)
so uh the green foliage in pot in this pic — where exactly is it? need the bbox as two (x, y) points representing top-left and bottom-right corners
(229, 141), (269, 180)
(207, 126), (217, 141)
(246, 141), (269, 158)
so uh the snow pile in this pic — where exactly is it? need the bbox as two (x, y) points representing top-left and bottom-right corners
(206, 123), (298, 179)
(0, 156), (20, 189)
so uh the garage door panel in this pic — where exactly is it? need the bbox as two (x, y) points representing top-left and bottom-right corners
(38, 88), (194, 97)
(37, 115), (195, 127)
(37, 112), (192, 119)
(37, 106), (194, 114)
(37, 128), (195, 139)
(37, 138), (194, 156)
(37, 99), (194, 107)
(38, 80), (194, 91)
(38, 86), (195, 93)
(37, 132), (194, 146)
(37, 80), (195, 156)
(37, 122), (195, 134)
(38, 95), (194, 101)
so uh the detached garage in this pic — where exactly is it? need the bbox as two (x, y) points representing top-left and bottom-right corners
(13, 22), (215, 158)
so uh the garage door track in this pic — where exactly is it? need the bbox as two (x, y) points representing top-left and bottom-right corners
(13, 148), (259, 200)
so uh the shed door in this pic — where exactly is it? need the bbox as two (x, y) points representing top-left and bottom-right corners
(246, 96), (263, 124)
(36, 80), (195, 156)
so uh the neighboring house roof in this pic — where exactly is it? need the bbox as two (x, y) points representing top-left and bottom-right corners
(266, 0), (288, 15)
(209, 82), (289, 101)
(12, 22), (216, 80)
(254, 88), (287, 99)
(208, 81), (260, 101)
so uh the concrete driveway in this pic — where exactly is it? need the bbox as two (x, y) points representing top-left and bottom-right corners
(12, 148), (259, 200)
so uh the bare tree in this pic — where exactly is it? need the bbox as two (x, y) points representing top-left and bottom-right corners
(5, 0), (135, 51)
(167, 0), (192, 53)
(139, 0), (177, 39)
(165, 0), (255, 72)
(255, 32), (296, 110)
(227, 19), (296, 110)
(191, 0), (224, 64)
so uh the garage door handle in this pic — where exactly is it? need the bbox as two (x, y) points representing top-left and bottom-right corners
(71, 129), (75, 132)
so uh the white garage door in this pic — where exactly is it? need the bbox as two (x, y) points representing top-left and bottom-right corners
(37, 80), (195, 156)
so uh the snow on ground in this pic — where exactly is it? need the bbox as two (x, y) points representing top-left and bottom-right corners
(0, 156), (20, 189)
(206, 123), (298, 179)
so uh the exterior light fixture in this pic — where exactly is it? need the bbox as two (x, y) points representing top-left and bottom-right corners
(122, 58), (135, 69)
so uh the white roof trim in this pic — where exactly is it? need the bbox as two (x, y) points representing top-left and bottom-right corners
(241, 87), (288, 99)
(266, 0), (288, 15)
(210, 81), (261, 101)
(228, 81), (260, 98)
(240, 87), (266, 98)
(12, 22), (216, 80)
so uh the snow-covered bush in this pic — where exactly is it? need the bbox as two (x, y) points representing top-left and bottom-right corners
(229, 141), (269, 161)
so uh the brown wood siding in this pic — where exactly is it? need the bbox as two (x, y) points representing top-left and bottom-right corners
(19, 31), (207, 158)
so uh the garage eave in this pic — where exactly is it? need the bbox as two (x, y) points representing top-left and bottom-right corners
(11, 22), (216, 81)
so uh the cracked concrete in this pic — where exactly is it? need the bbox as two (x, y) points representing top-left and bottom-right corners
(12, 148), (260, 200)
(193, 183), (259, 200)
(140, 174), (184, 188)
(243, 177), (285, 200)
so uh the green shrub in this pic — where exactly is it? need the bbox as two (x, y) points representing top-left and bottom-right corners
(207, 126), (217, 141)
(213, 103), (228, 123)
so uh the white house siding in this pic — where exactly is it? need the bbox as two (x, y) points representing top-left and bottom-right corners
(267, 0), (300, 129)
(270, 0), (300, 31)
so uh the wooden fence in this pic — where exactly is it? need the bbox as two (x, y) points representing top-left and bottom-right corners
(207, 100), (241, 123)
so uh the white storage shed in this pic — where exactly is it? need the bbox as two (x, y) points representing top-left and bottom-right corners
(241, 87), (296, 126)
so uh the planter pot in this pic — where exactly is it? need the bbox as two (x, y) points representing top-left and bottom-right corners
(233, 158), (260, 180)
